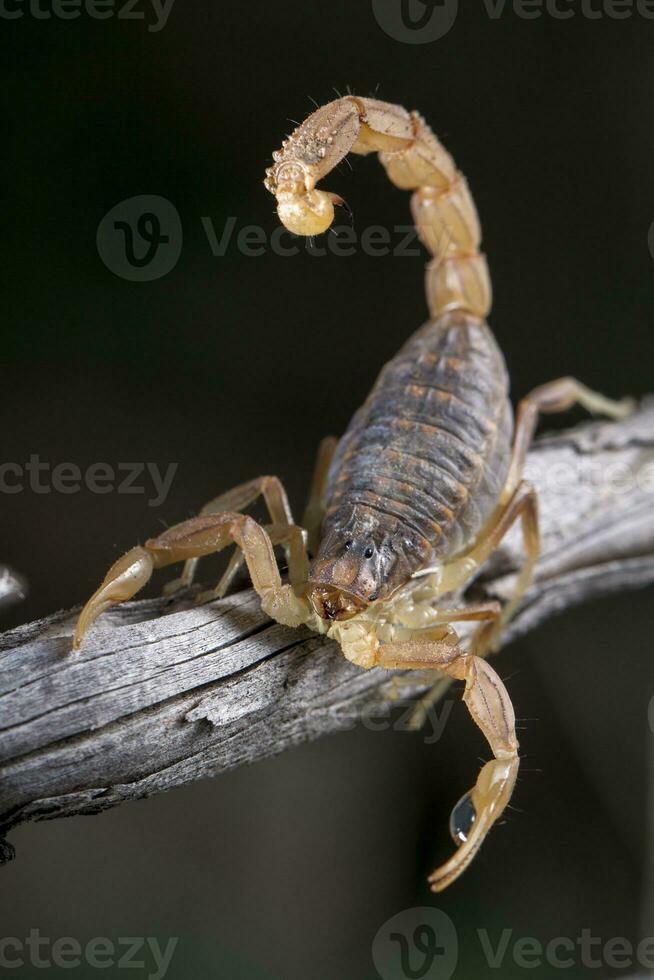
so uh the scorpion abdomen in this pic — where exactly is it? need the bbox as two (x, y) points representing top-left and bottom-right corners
(323, 311), (513, 570)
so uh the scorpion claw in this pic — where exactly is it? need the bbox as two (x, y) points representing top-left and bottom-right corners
(428, 757), (519, 892)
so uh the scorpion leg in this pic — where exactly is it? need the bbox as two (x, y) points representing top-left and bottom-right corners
(302, 436), (338, 555)
(432, 381), (632, 651)
(505, 376), (634, 496)
(439, 480), (540, 652)
(195, 522), (309, 604)
(164, 475), (295, 596)
(377, 637), (519, 891)
(73, 512), (311, 650)
(455, 379), (632, 645)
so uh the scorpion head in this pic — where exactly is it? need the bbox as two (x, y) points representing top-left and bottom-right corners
(307, 508), (430, 622)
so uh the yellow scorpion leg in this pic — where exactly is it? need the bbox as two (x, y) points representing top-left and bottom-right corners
(73, 512), (310, 650)
(505, 376), (635, 496)
(164, 475), (296, 597)
(194, 522), (309, 606)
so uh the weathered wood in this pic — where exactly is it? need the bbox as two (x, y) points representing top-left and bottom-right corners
(1, 400), (654, 862)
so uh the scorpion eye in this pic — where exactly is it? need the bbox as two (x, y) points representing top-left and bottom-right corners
(368, 592), (379, 602)
(344, 540), (353, 550)
(364, 546), (374, 559)
(449, 791), (476, 846)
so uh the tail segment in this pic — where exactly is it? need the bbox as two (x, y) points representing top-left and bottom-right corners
(265, 96), (491, 321)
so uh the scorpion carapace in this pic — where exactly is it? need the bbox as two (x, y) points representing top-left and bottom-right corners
(74, 95), (631, 891)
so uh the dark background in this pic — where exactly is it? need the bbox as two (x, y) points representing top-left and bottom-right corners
(2, 2), (654, 977)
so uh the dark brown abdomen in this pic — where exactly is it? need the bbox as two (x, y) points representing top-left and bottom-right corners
(324, 311), (513, 560)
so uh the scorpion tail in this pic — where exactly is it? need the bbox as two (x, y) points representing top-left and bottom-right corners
(266, 96), (491, 321)
(380, 109), (491, 321)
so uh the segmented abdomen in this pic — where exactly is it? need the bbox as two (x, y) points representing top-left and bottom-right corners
(324, 311), (513, 560)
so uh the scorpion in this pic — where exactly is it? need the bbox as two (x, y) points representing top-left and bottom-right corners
(73, 95), (631, 891)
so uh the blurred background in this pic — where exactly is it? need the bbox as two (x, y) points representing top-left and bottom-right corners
(2, 1), (654, 976)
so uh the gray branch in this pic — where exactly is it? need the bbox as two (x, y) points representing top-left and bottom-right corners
(1, 400), (654, 862)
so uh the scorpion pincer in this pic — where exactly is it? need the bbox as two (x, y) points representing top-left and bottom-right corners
(73, 94), (632, 890)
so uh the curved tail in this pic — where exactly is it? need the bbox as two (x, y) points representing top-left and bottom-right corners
(264, 95), (491, 321)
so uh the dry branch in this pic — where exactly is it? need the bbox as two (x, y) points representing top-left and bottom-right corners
(1, 400), (654, 862)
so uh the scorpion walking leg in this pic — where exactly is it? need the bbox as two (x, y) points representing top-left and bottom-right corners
(471, 377), (632, 642)
(195, 521), (309, 605)
(197, 436), (337, 602)
(73, 512), (311, 650)
(478, 482), (540, 649)
(302, 436), (338, 555)
(165, 475), (296, 596)
(440, 480), (540, 652)
(432, 381), (631, 653)
(377, 638), (519, 891)
(505, 377), (634, 497)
